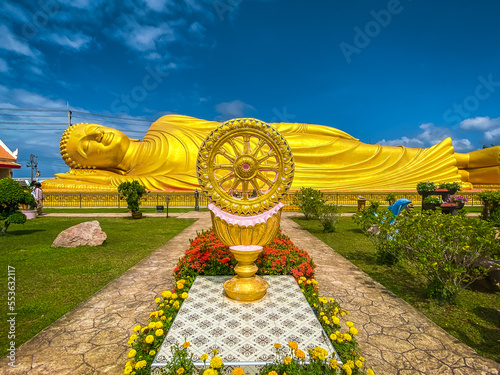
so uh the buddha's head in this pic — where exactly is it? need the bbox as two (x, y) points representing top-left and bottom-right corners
(60, 123), (131, 170)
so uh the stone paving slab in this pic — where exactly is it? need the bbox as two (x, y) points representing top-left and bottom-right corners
(1, 210), (498, 374)
(281, 212), (499, 375)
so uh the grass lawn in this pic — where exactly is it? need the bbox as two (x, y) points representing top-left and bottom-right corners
(293, 216), (500, 363)
(44, 207), (208, 213)
(0, 216), (195, 350)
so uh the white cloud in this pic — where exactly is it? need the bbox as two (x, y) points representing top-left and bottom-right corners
(215, 100), (255, 121)
(0, 24), (38, 57)
(43, 31), (92, 50)
(144, 0), (174, 12)
(0, 58), (8, 73)
(0, 2), (29, 23)
(451, 138), (474, 152)
(378, 136), (424, 148)
(189, 21), (206, 38)
(113, 19), (176, 52)
(418, 123), (452, 145)
(460, 116), (500, 131)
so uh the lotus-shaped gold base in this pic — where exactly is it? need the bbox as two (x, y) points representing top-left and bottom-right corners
(223, 245), (269, 302)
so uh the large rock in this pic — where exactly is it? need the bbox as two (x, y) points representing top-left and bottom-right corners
(52, 220), (107, 247)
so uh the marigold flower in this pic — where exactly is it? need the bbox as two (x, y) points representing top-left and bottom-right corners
(232, 368), (245, 375)
(366, 369), (375, 375)
(183, 341), (190, 348)
(355, 360), (363, 368)
(161, 315), (167, 321)
(155, 321), (164, 329)
(295, 349), (305, 359)
(273, 343), (281, 349)
(155, 329), (164, 336)
(158, 310), (164, 316)
(135, 360), (147, 369)
(173, 301), (180, 310)
(359, 356), (365, 362)
(172, 293), (178, 299)
(210, 356), (223, 369)
(145, 335), (154, 344)
(288, 341), (298, 350)
(212, 348), (218, 355)
(148, 322), (156, 329)
(128, 334), (137, 345)
(346, 321), (354, 327)
(162, 290), (172, 299)
(177, 368), (185, 375)
(149, 350), (156, 356)
(349, 327), (358, 335)
(268, 372), (278, 375)
(124, 365), (133, 374)
(141, 327), (148, 333)
(342, 364), (352, 375)
(182, 292), (188, 299)
(332, 316), (340, 325)
(344, 333), (352, 341)
(200, 353), (209, 361)
(347, 360), (355, 368)
(155, 297), (161, 303)
(329, 333), (337, 341)
(133, 325), (141, 332)
(329, 359), (339, 369)
(128, 349), (137, 358)
(283, 356), (292, 365)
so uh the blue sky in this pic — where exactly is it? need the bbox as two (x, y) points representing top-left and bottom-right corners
(1, 0), (500, 179)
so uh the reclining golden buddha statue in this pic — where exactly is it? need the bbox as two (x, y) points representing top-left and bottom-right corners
(42, 114), (500, 192)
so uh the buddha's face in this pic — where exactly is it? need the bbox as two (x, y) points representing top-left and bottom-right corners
(65, 124), (131, 169)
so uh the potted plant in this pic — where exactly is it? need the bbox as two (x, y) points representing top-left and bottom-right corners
(447, 195), (468, 210)
(437, 182), (461, 194)
(117, 180), (148, 219)
(416, 181), (437, 194)
(422, 196), (443, 211)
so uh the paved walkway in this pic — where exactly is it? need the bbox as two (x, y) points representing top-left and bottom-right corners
(1, 211), (498, 374)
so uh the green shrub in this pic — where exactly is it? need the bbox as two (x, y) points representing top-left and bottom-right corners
(478, 190), (500, 225)
(422, 196), (443, 205)
(438, 181), (461, 191)
(293, 187), (324, 220)
(385, 192), (397, 206)
(416, 181), (437, 192)
(317, 204), (340, 233)
(352, 201), (391, 233)
(117, 180), (148, 213)
(0, 178), (35, 235)
(374, 210), (499, 302)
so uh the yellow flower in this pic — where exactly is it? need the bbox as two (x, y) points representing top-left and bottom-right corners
(182, 341), (190, 348)
(312, 279), (318, 285)
(124, 365), (133, 374)
(155, 297), (161, 303)
(182, 292), (189, 299)
(347, 360), (355, 369)
(283, 356), (292, 365)
(172, 293), (178, 299)
(366, 369), (375, 375)
(342, 364), (352, 375)
(329, 359), (339, 370)
(359, 356), (365, 362)
(346, 321), (354, 327)
(145, 335), (154, 344)
(177, 368), (185, 375)
(332, 316), (340, 325)
(329, 297), (335, 302)
(349, 327), (358, 335)
(288, 341), (298, 350)
(155, 329), (164, 336)
(203, 369), (216, 375)
(200, 353), (209, 361)
(141, 327), (148, 333)
(133, 325), (141, 332)
(212, 348), (218, 355)
(155, 321), (164, 329)
(232, 368), (245, 375)
(128, 349), (137, 358)
(135, 360), (147, 369)
(128, 334), (137, 345)
(320, 312), (325, 316)
(344, 333), (352, 341)
(173, 301), (180, 310)
(274, 343), (281, 349)
(355, 360), (363, 368)
(210, 356), (223, 369)
(306, 280), (312, 284)
(295, 349), (305, 359)
(329, 333), (337, 341)
(268, 372), (278, 375)
(298, 279), (303, 284)
(161, 316), (167, 321)
(162, 290), (172, 299)
(149, 350), (156, 356)
(301, 288), (304, 292)
(148, 322), (156, 329)
(158, 310), (164, 316)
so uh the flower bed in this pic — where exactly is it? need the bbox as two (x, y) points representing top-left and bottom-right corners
(126, 230), (374, 375)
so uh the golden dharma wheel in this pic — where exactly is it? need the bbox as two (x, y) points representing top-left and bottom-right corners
(197, 118), (294, 216)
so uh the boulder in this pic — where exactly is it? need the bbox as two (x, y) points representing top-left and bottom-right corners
(52, 220), (107, 247)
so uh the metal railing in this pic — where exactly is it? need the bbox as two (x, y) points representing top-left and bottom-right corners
(43, 191), (485, 210)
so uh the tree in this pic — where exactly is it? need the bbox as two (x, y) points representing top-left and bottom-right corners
(117, 180), (148, 218)
(0, 178), (35, 235)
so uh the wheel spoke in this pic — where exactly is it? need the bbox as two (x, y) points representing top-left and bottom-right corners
(217, 172), (235, 185)
(230, 178), (240, 192)
(213, 163), (233, 170)
(227, 138), (241, 157)
(250, 178), (261, 194)
(251, 139), (266, 158)
(243, 135), (251, 155)
(256, 173), (273, 188)
(218, 147), (235, 163)
(258, 164), (279, 172)
(241, 180), (249, 200)
(257, 151), (277, 164)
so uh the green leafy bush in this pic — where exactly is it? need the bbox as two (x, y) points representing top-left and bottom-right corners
(117, 180), (148, 213)
(352, 201), (392, 233)
(422, 196), (443, 206)
(385, 192), (397, 206)
(0, 177), (35, 234)
(293, 187), (324, 220)
(478, 190), (500, 225)
(317, 204), (341, 233)
(416, 181), (437, 192)
(373, 210), (499, 302)
(438, 182), (461, 191)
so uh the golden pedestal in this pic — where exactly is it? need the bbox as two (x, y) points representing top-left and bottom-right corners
(223, 245), (269, 302)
